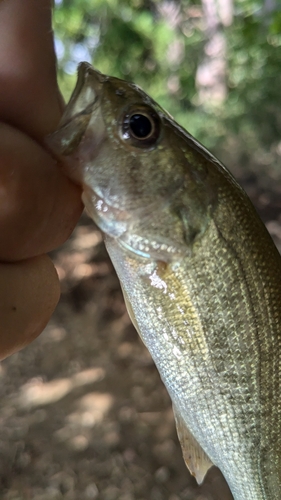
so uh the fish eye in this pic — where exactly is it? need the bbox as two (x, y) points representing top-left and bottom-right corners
(120, 107), (161, 149)
(129, 114), (153, 140)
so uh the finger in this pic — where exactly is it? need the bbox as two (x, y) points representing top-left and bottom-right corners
(0, 0), (62, 139)
(0, 122), (83, 261)
(0, 255), (60, 360)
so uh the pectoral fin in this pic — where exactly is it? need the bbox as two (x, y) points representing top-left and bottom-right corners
(173, 405), (213, 485)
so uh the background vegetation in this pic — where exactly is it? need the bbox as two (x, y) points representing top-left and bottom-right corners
(53, 0), (281, 172)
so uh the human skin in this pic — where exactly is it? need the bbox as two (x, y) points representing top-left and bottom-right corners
(0, 0), (83, 359)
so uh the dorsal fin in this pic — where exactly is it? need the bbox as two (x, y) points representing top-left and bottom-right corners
(173, 405), (213, 485)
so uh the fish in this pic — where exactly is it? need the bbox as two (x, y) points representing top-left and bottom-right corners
(47, 62), (281, 500)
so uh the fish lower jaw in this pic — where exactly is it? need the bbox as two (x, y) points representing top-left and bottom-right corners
(118, 232), (188, 262)
(82, 187), (187, 261)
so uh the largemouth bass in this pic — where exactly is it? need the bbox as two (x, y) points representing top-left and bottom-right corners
(48, 63), (281, 500)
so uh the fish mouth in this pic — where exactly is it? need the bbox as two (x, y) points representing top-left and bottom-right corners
(46, 63), (107, 184)
(58, 63), (107, 130)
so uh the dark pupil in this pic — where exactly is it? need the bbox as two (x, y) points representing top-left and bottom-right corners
(129, 114), (152, 139)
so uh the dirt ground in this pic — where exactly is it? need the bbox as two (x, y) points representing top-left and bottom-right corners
(0, 159), (281, 500)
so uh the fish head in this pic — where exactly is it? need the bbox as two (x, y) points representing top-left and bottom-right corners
(47, 63), (217, 261)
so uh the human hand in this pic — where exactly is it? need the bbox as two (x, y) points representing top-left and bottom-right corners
(0, 0), (83, 359)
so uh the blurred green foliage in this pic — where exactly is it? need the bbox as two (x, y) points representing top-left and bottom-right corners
(53, 0), (281, 168)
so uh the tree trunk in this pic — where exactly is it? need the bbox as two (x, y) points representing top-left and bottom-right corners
(196, 0), (233, 106)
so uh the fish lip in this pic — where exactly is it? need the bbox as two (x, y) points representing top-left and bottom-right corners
(58, 63), (105, 129)
(45, 63), (108, 184)
(77, 62), (109, 84)
(45, 63), (104, 157)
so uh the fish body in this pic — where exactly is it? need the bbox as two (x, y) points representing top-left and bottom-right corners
(48, 63), (281, 499)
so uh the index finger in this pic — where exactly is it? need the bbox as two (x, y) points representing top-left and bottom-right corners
(0, 0), (83, 261)
(0, 0), (62, 139)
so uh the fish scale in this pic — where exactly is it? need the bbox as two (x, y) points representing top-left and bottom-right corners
(48, 62), (281, 499)
(105, 228), (268, 499)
